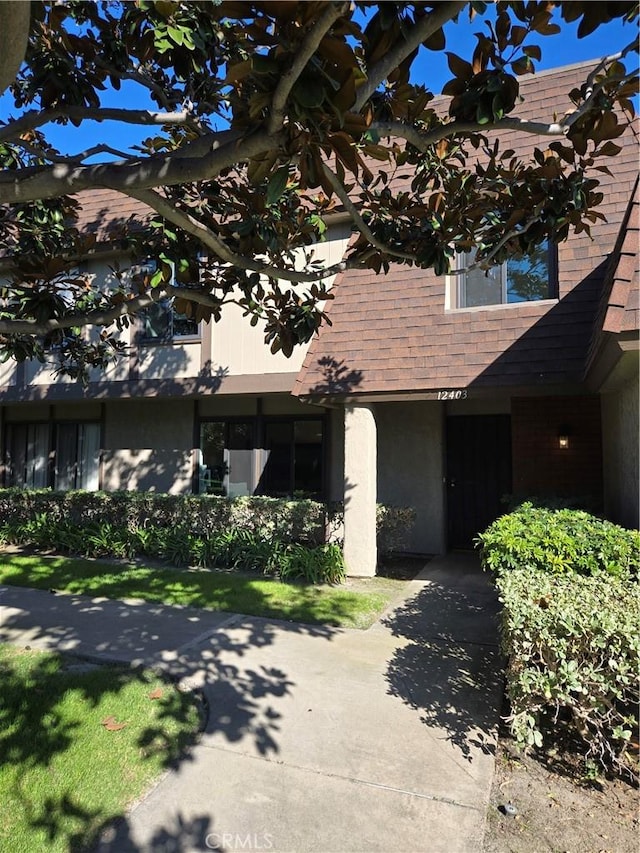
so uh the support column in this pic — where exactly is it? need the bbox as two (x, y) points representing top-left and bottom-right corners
(343, 404), (377, 577)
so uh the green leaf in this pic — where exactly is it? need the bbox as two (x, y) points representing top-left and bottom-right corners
(266, 166), (289, 206)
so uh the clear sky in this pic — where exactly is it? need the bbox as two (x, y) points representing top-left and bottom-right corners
(1, 4), (637, 159)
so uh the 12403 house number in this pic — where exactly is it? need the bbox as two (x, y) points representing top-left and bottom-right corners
(437, 389), (468, 400)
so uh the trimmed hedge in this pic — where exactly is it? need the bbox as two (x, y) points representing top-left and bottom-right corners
(327, 502), (417, 556)
(496, 569), (638, 781)
(476, 502), (639, 580)
(0, 488), (417, 556)
(0, 488), (326, 545)
(478, 505), (639, 781)
(0, 489), (415, 583)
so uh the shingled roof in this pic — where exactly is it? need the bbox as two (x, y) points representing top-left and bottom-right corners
(598, 176), (639, 337)
(294, 60), (640, 399)
(583, 175), (639, 378)
(73, 187), (153, 243)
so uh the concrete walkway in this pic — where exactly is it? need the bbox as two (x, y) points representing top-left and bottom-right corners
(0, 553), (503, 853)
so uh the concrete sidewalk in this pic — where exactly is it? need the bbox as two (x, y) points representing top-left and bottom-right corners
(0, 553), (502, 853)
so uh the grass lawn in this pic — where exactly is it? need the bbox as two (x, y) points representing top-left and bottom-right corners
(0, 643), (199, 853)
(0, 552), (404, 629)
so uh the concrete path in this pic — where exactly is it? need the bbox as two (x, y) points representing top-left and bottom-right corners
(0, 553), (503, 853)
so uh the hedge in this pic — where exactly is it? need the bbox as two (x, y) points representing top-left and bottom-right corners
(476, 502), (639, 581)
(0, 489), (416, 582)
(496, 569), (638, 781)
(478, 505), (639, 781)
(0, 488), (417, 556)
(0, 488), (326, 545)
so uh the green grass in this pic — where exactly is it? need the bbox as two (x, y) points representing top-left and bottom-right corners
(0, 644), (199, 853)
(0, 553), (400, 629)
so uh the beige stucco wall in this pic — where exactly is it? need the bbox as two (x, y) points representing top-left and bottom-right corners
(601, 376), (639, 530)
(210, 225), (351, 377)
(102, 399), (194, 493)
(326, 401), (446, 555)
(137, 340), (201, 379)
(376, 401), (446, 554)
(0, 359), (16, 387)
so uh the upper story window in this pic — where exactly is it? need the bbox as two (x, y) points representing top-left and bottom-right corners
(454, 242), (557, 309)
(143, 298), (199, 341)
(133, 260), (200, 343)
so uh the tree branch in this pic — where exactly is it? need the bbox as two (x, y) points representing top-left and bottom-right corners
(0, 129), (280, 204)
(0, 106), (193, 144)
(94, 60), (178, 111)
(320, 162), (416, 262)
(13, 139), (134, 165)
(371, 116), (568, 152)
(268, 1), (349, 135)
(0, 2), (30, 95)
(354, 1), (467, 111)
(125, 186), (350, 285)
(0, 292), (162, 335)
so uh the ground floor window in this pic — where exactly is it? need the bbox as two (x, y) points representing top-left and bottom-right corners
(198, 417), (325, 499)
(5, 422), (101, 490)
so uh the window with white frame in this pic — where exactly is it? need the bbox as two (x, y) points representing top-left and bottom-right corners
(454, 242), (556, 309)
(134, 260), (200, 342)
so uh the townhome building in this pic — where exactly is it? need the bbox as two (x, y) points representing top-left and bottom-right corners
(1, 60), (638, 576)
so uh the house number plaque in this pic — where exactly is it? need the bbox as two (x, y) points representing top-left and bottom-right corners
(437, 389), (468, 400)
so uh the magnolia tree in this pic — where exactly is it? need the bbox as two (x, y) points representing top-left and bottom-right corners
(0, 0), (637, 378)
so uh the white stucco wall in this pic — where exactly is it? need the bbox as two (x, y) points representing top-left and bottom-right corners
(601, 376), (639, 529)
(376, 401), (446, 555)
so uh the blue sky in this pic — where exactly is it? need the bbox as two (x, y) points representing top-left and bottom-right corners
(1, 5), (637, 159)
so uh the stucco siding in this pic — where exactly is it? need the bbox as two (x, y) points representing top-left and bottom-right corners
(211, 225), (351, 377)
(376, 401), (445, 554)
(102, 399), (194, 493)
(601, 377), (639, 529)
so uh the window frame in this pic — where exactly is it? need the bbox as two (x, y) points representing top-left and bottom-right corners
(196, 414), (327, 500)
(450, 242), (558, 311)
(134, 259), (201, 345)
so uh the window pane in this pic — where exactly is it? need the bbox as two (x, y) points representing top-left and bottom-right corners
(172, 311), (199, 337)
(55, 424), (77, 490)
(226, 423), (254, 497)
(506, 244), (550, 303)
(55, 423), (100, 491)
(262, 422), (293, 496)
(460, 253), (503, 307)
(144, 300), (171, 339)
(78, 424), (101, 490)
(200, 422), (226, 494)
(294, 420), (323, 496)
(8, 424), (49, 488)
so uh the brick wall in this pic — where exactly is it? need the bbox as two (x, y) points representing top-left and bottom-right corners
(511, 396), (603, 507)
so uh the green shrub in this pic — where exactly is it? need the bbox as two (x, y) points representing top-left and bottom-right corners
(277, 542), (345, 585)
(0, 489), (327, 546)
(0, 489), (347, 584)
(497, 568), (639, 781)
(477, 503), (639, 580)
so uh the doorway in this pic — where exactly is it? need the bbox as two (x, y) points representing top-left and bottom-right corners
(446, 414), (512, 549)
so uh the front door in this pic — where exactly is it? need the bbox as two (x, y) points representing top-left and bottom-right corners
(446, 414), (512, 549)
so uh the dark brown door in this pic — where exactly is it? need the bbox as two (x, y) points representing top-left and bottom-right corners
(446, 414), (512, 549)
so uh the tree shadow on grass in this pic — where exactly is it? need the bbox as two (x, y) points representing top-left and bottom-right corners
(381, 561), (504, 762)
(0, 587), (337, 851)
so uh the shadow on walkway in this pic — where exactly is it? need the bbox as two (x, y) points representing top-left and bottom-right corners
(382, 555), (503, 763)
